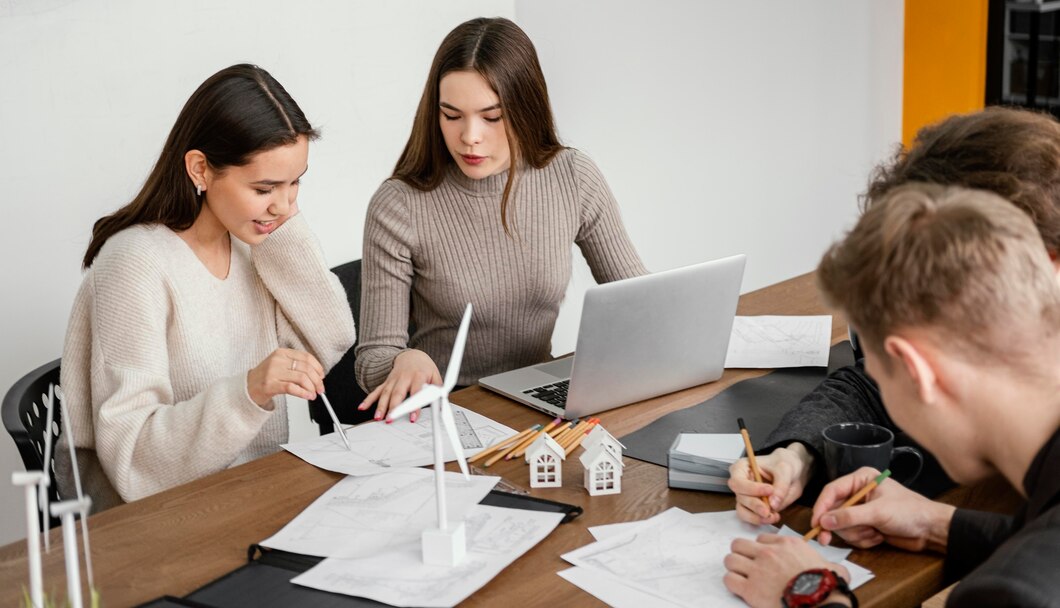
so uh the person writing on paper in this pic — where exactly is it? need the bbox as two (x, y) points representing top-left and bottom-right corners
(724, 184), (1060, 607)
(355, 17), (646, 419)
(57, 64), (356, 509)
(728, 108), (1060, 525)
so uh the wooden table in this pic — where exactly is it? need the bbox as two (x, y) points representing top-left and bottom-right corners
(0, 272), (1022, 607)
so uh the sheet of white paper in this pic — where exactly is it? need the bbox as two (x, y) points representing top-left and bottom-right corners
(558, 567), (683, 608)
(565, 509), (874, 608)
(282, 404), (516, 476)
(673, 433), (746, 463)
(292, 504), (564, 607)
(261, 468), (499, 558)
(725, 315), (832, 368)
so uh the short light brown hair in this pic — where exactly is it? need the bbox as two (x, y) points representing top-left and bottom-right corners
(865, 107), (1060, 255)
(820, 183), (1060, 364)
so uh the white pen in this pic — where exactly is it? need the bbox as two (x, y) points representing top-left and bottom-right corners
(320, 393), (351, 451)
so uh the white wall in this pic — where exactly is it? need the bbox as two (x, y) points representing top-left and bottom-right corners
(518, 0), (904, 353)
(0, 0), (903, 546)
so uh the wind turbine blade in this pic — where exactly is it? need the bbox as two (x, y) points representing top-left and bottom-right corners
(443, 304), (473, 392)
(387, 384), (443, 420)
(440, 397), (470, 479)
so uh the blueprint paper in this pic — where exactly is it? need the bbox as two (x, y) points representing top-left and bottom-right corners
(261, 468), (499, 558)
(282, 405), (515, 476)
(292, 504), (564, 607)
(725, 315), (832, 368)
(563, 509), (873, 608)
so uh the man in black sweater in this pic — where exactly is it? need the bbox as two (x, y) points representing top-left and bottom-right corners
(730, 108), (1060, 524)
(723, 184), (1060, 607)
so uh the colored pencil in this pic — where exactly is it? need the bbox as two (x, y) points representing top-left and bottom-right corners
(564, 418), (600, 456)
(551, 419), (576, 438)
(507, 417), (563, 460)
(550, 419), (580, 443)
(558, 420), (591, 451)
(738, 417), (772, 511)
(483, 424), (546, 467)
(470, 424), (539, 465)
(804, 469), (892, 541)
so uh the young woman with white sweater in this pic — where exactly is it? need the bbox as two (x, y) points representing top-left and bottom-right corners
(57, 64), (355, 508)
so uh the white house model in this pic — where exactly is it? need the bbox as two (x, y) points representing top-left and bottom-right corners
(580, 443), (624, 496)
(582, 425), (625, 458)
(525, 434), (566, 488)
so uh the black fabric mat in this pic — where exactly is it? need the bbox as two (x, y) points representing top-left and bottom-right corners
(621, 342), (855, 467)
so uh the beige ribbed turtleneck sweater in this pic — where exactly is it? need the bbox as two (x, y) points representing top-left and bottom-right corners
(356, 148), (647, 392)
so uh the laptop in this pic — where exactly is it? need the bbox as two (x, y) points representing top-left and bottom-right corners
(478, 254), (746, 419)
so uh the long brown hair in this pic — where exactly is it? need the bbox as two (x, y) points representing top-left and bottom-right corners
(83, 64), (319, 268)
(392, 17), (564, 233)
(864, 107), (1060, 254)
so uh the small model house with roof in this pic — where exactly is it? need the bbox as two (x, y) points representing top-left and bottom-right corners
(582, 425), (625, 458)
(580, 443), (624, 496)
(524, 434), (566, 488)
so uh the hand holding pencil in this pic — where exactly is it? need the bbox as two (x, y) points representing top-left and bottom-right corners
(809, 466), (956, 552)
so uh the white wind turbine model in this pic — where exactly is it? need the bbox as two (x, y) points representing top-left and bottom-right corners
(387, 303), (473, 566)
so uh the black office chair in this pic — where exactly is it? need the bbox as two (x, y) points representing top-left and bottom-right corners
(308, 260), (374, 434)
(2, 358), (62, 528)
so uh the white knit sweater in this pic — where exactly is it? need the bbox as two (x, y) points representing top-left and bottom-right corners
(57, 213), (354, 505)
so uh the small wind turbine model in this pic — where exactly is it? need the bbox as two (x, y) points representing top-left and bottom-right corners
(387, 303), (473, 566)
(52, 385), (95, 608)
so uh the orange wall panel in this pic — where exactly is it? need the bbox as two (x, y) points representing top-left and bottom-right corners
(903, 0), (990, 147)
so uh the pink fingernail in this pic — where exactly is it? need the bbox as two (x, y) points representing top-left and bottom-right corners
(385, 419), (393, 424)
(374, 414), (382, 421)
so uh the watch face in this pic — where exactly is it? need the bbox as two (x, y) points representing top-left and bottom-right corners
(792, 572), (823, 595)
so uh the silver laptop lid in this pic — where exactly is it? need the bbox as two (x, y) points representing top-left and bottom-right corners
(564, 254), (746, 418)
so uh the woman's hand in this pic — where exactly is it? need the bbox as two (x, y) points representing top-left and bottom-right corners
(358, 349), (442, 422)
(812, 466), (955, 551)
(729, 442), (815, 525)
(724, 534), (850, 608)
(247, 348), (325, 409)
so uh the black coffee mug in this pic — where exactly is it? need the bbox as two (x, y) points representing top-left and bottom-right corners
(822, 422), (923, 484)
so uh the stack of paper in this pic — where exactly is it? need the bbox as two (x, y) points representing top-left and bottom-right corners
(558, 508), (874, 608)
(667, 433), (745, 493)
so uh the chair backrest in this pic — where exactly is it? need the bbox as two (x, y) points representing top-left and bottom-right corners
(2, 358), (62, 526)
(308, 260), (372, 433)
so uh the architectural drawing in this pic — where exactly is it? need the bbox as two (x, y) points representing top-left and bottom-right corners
(562, 508), (873, 608)
(725, 315), (832, 368)
(282, 404), (515, 477)
(291, 504), (565, 608)
(261, 468), (498, 558)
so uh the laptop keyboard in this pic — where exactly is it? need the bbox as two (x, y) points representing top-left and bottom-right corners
(523, 380), (569, 408)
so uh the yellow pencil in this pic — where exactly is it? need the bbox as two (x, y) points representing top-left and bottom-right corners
(507, 417), (563, 460)
(470, 424), (539, 465)
(564, 418), (599, 456)
(557, 420), (590, 450)
(550, 420), (580, 443)
(549, 419), (577, 439)
(804, 469), (891, 541)
(738, 417), (772, 512)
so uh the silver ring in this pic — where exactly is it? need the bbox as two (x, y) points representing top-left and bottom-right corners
(290, 360), (297, 371)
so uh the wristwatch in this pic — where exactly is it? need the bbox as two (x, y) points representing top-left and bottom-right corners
(782, 568), (858, 608)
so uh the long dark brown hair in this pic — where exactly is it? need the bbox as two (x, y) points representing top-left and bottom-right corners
(864, 106), (1060, 254)
(83, 64), (319, 268)
(392, 17), (564, 233)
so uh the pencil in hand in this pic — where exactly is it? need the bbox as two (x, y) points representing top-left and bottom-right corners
(738, 417), (772, 512)
(804, 469), (892, 541)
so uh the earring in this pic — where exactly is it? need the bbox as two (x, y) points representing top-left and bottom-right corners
(196, 184), (203, 196)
